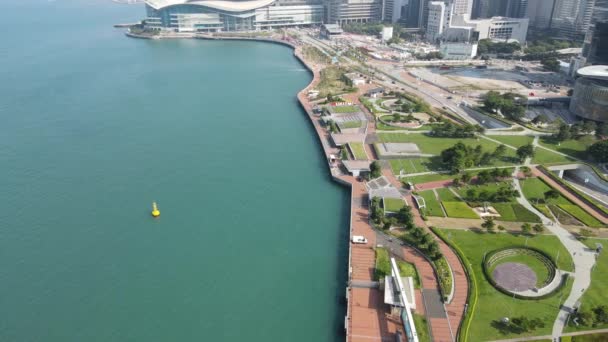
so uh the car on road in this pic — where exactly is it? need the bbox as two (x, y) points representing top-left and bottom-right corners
(446, 96), (453, 99)
(352, 236), (368, 244)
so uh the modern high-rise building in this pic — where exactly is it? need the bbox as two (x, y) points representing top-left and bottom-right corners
(326, 0), (383, 24)
(382, 0), (408, 23)
(526, 0), (555, 29)
(569, 65), (608, 122)
(451, 0), (473, 18)
(551, 0), (596, 38)
(143, 0), (324, 31)
(426, 1), (451, 42)
(594, 0), (608, 22)
(403, 0), (427, 29)
(505, 0), (527, 18)
(582, 21), (608, 64)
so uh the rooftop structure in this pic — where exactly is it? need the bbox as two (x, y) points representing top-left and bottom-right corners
(569, 65), (608, 122)
(320, 23), (343, 39)
(143, 0), (323, 32)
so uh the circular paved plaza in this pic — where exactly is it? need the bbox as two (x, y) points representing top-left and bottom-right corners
(492, 262), (537, 292)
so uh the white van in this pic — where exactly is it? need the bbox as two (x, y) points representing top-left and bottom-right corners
(352, 236), (368, 244)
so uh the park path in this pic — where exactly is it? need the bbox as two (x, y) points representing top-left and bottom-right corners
(488, 327), (608, 342)
(511, 167), (597, 339)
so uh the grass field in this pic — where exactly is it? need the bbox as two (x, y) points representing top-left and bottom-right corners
(442, 229), (574, 340)
(539, 136), (597, 161)
(418, 190), (445, 217)
(401, 173), (454, 184)
(491, 203), (540, 222)
(339, 120), (362, 129)
(348, 142), (368, 160)
(413, 313), (431, 342)
(487, 135), (535, 149)
(388, 157), (444, 174)
(317, 66), (352, 98)
(378, 134), (519, 165)
(375, 248), (421, 288)
(532, 147), (577, 164)
(442, 202), (479, 219)
(384, 197), (405, 212)
(557, 204), (604, 228)
(520, 177), (604, 228)
(565, 238), (608, 333)
(332, 105), (360, 113)
(436, 188), (461, 202)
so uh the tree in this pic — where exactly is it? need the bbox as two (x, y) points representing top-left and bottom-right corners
(521, 166), (532, 178)
(533, 223), (545, 233)
(370, 197), (384, 224)
(554, 123), (571, 142)
(582, 121), (597, 134)
(370, 161), (382, 178)
(461, 172), (472, 184)
(420, 233), (433, 247)
(427, 241), (442, 260)
(588, 140), (608, 163)
(466, 188), (477, 200)
(477, 170), (493, 184)
(452, 177), (462, 187)
(397, 205), (415, 229)
(541, 57), (561, 72)
(544, 189), (560, 203)
(516, 144), (535, 162)
(521, 223), (532, 235)
(497, 225), (506, 231)
(532, 114), (549, 125)
(597, 123), (608, 137)
(482, 217), (496, 233)
(593, 305), (608, 325)
(501, 168), (512, 178)
(493, 144), (507, 159)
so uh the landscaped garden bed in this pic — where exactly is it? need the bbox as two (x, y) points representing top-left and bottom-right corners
(348, 142), (368, 160)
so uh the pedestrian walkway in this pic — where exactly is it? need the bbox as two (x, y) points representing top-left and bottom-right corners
(511, 167), (597, 339)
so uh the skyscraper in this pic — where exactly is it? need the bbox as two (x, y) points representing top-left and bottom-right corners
(526, 0), (555, 29)
(551, 0), (596, 38)
(506, 0), (528, 18)
(452, 0), (474, 18)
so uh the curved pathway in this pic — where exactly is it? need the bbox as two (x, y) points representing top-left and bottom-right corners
(511, 167), (597, 339)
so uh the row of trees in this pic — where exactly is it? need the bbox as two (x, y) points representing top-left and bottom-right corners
(441, 142), (510, 173)
(463, 186), (520, 203)
(430, 122), (484, 138)
(588, 140), (608, 163)
(477, 39), (521, 55)
(483, 91), (528, 121)
(572, 305), (608, 328)
(481, 217), (544, 235)
(370, 197), (414, 230)
(552, 122), (598, 142)
(405, 226), (442, 260)
(452, 167), (512, 187)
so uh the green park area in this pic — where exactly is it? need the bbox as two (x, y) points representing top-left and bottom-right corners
(439, 229), (574, 340)
(487, 135), (534, 149)
(374, 248), (420, 288)
(413, 314), (431, 342)
(417, 190), (445, 217)
(401, 172), (455, 185)
(539, 135), (597, 161)
(565, 238), (608, 333)
(520, 177), (604, 228)
(383, 197), (405, 213)
(388, 157), (442, 175)
(317, 66), (354, 98)
(332, 105), (360, 113)
(455, 182), (540, 223)
(434, 188), (479, 219)
(532, 147), (577, 164)
(348, 142), (368, 160)
(338, 120), (362, 129)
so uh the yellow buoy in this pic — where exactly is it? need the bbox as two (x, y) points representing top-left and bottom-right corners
(151, 201), (160, 217)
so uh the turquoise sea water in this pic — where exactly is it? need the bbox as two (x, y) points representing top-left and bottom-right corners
(0, 1), (348, 341)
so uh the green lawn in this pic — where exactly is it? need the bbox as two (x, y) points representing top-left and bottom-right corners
(487, 135), (535, 148)
(413, 313), (431, 342)
(539, 135), (597, 160)
(442, 202), (479, 219)
(332, 105), (360, 113)
(384, 197), (405, 212)
(375, 247), (421, 288)
(490, 203), (541, 223)
(520, 177), (604, 227)
(442, 229), (574, 340)
(339, 120), (362, 129)
(532, 147), (577, 164)
(378, 134), (519, 166)
(418, 190), (445, 217)
(436, 188), (461, 202)
(388, 157), (444, 175)
(565, 239), (608, 333)
(348, 142), (368, 160)
(558, 204), (604, 228)
(401, 173), (455, 184)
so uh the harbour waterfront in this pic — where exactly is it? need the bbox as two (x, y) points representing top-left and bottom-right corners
(0, 1), (349, 341)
